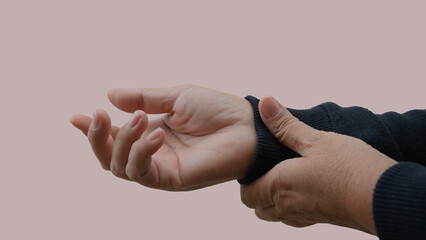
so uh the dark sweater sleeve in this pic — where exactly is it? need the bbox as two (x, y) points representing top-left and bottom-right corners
(239, 96), (426, 239)
(373, 162), (426, 240)
(239, 96), (426, 183)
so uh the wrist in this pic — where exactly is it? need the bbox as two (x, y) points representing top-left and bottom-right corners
(236, 98), (257, 179)
(343, 154), (397, 235)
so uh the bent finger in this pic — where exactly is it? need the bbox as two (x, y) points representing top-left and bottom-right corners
(241, 157), (303, 209)
(87, 109), (114, 170)
(125, 128), (165, 188)
(70, 114), (92, 135)
(255, 207), (282, 222)
(70, 114), (120, 139)
(110, 110), (148, 180)
(240, 167), (279, 209)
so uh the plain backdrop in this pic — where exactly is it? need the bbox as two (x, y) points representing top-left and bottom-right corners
(1, 1), (425, 239)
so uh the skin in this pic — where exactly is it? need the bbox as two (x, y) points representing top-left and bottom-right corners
(71, 84), (397, 235)
(240, 96), (397, 235)
(70, 84), (257, 191)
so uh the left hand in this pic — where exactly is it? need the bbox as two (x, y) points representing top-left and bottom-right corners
(70, 85), (257, 191)
(240, 96), (397, 235)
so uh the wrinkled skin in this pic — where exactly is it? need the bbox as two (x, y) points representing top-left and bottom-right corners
(240, 96), (397, 235)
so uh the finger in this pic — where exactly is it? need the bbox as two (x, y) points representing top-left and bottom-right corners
(255, 207), (282, 222)
(259, 96), (321, 156)
(126, 128), (165, 188)
(87, 109), (114, 170)
(281, 220), (314, 228)
(256, 208), (315, 227)
(70, 114), (92, 135)
(110, 110), (148, 179)
(111, 126), (120, 140)
(241, 157), (303, 209)
(107, 86), (182, 114)
(70, 114), (120, 139)
(240, 166), (279, 209)
(256, 206), (315, 227)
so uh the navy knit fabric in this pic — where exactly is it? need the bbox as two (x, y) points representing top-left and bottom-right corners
(240, 96), (426, 239)
(373, 162), (426, 240)
(238, 96), (332, 184)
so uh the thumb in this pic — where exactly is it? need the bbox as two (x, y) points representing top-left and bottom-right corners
(107, 86), (182, 114)
(258, 96), (320, 156)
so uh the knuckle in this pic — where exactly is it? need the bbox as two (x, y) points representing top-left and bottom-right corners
(269, 171), (284, 203)
(130, 140), (149, 160)
(269, 180), (279, 204)
(281, 123), (300, 142)
(273, 195), (287, 214)
(110, 166), (118, 176)
(240, 188), (252, 208)
(110, 165), (124, 178)
(254, 209), (264, 220)
(270, 175), (292, 214)
(273, 115), (298, 142)
(132, 140), (145, 154)
(279, 198), (295, 214)
(272, 114), (324, 152)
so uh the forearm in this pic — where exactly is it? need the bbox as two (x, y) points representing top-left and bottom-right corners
(240, 96), (426, 238)
(373, 162), (426, 240)
(239, 96), (426, 184)
(377, 110), (426, 165)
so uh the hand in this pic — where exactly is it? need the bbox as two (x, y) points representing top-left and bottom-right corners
(70, 85), (257, 191)
(240, 97), (397, 234)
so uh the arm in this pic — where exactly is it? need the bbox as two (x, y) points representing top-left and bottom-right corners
(241, 96), (426, 239)
(239, 96), (426, 183)
(240, 97), (426, 239)
(240, 97), (397, 235)
(373, 162), (426, 240)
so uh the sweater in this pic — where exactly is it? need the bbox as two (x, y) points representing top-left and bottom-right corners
(240, 96), (426, 240)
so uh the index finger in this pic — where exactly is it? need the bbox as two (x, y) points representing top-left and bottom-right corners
(240, 167), (279, 209)
(107, 86), (182, 114)
(69, 113), (120, 139)
(240, 157), (304, 209)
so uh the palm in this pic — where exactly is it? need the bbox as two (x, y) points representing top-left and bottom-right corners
(142, 87), (256, 190)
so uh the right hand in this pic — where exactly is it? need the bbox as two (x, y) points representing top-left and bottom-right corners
(240, 97), (397, 234)
(70, 85), (257, 191)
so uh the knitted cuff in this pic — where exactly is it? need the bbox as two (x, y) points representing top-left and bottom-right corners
(237, 96), (299, 184)
(373, 162), (426, 240)
(238, 96), (332, 184)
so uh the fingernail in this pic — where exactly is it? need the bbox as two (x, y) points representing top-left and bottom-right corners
(91, 111), (100, 130)
(146, 128), (163, 141)
(262, 97), (282, 119)
(127, 111), (141, 128)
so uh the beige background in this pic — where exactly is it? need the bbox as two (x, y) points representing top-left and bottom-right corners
(1, 1), (425, 239)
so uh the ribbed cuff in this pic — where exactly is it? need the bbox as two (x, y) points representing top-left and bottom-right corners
(373, 162), (426, 240)
(238, 96), (332, 184)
